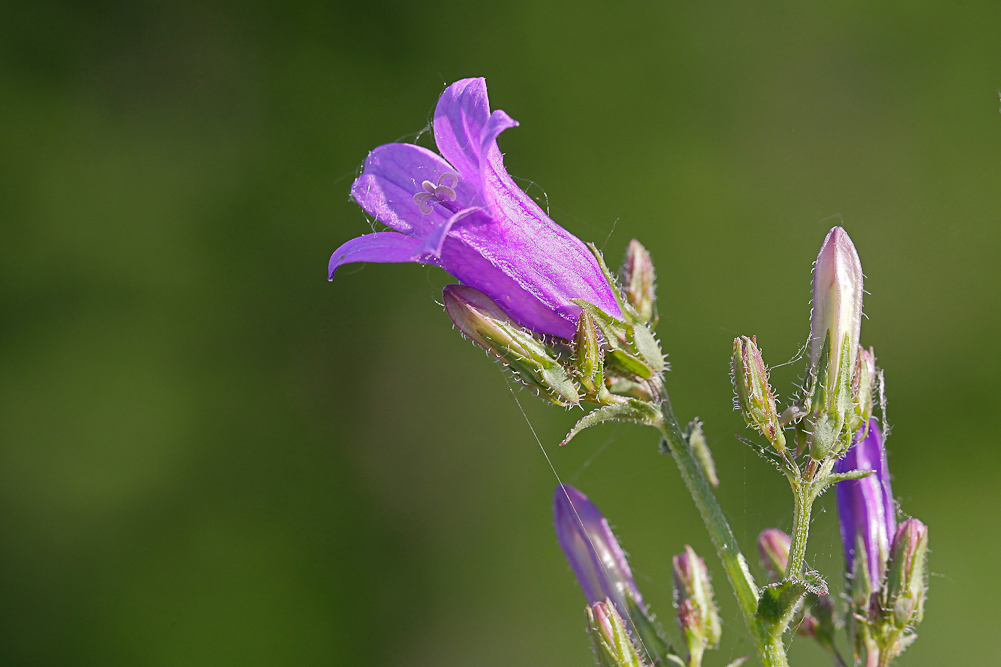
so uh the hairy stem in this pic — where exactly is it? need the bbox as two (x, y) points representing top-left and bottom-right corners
(658, 400), (789, 667)
(786, 481), (815, 578)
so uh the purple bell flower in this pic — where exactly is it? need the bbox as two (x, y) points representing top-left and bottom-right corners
(835, 418), (896, 587)
(553, 484), (641, 618)
(329, 78), (622, 340)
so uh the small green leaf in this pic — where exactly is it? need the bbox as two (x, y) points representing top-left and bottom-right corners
(573, 299), (631, 347)
(631, 323), (665, 372)
(822, 468), (875, 486)
(757, 580), (808, 627)
(561, 399), (663, 446)
(608, 349), (654, 379)
(587, 242), (631, 318)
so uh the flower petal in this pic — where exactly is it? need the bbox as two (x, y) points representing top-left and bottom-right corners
(433, 78), (519, 177)
(444, 150), (623, 336)
(835, 420), (895, 585)
(439, 214), (587, 339)
(417, 206), (483, 259)
(350, 143), (475, 237)
(328, 232), (426, 279)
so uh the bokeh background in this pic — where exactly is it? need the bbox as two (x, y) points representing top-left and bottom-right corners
(1, 1), (999, 665)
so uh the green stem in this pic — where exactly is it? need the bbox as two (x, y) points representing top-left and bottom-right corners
(658, 401), (789, 667)
(761, 630), (790, 667)
(786, 481), (815, 578)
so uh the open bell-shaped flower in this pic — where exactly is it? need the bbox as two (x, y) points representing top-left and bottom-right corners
(330, 78), (621, 340)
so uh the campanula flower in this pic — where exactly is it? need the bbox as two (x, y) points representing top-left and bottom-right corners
(329, 78), (621, 339)
(835, 419), (896, 587)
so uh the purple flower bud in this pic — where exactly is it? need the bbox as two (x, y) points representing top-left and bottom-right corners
(331, 78), (622, 340)
(885, 518), (928, 630)
(758, 528), (791, 581)
(553, 485), (641, 618)
(835, 419), (896, 589)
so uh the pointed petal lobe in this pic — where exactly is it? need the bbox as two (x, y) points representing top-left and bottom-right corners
(328, 232), (426, 279)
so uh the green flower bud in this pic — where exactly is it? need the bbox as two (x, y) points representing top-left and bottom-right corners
(587, 600), (645, 667)
(885, 519), (928, 630)
(673, 546), (722, 665)
(443, 285), (580, 405)
(621, 239), (657, 324)
(732, 336), (786, 452)
(852, 346), (877, 433)
(574, 310), (604, 394)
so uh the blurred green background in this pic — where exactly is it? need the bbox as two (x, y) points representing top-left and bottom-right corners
(1, 1), (998, 665)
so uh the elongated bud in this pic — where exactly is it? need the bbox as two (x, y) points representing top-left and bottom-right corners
(587, 600), (645, 667)
(554, 485), (642, 619)
(574, 310), (604, 394)
(621, 239), (656, 323)
(835, 420), (896, 591)
(732, 336), (786, 452)
(808, 227), (864, 459)
(673, 546), (722, 663)
(885, 519), (928, 630)
(852, 347), (877, 432)
(758, 529), (791, 581)
(443, 285), (580, 405)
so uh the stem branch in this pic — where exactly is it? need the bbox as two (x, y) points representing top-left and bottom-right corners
(658, 401), (789, 667)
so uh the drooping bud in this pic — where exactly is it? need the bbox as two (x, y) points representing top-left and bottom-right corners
(758, 529), (791, 581)
(553, 485), (642, 619)
(852, 347), (877, 433)
(621, 239), (657, 324)
(443, 285), (579, 405)
(732, 336), (786, 452)
(574, 310), (604, 394)
(673, 546), (722, 665)
(835, 420), (896, 592)
(807, 226), (864, 459)
(885, 519), (928, 630)
(587, 600), (645, 667)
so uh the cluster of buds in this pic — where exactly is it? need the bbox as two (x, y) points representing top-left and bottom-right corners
(730, 227), (882, 464)
(445, 241), (668, 443)
(836, 424), (929, 664)
(554, 485), (684, 667)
